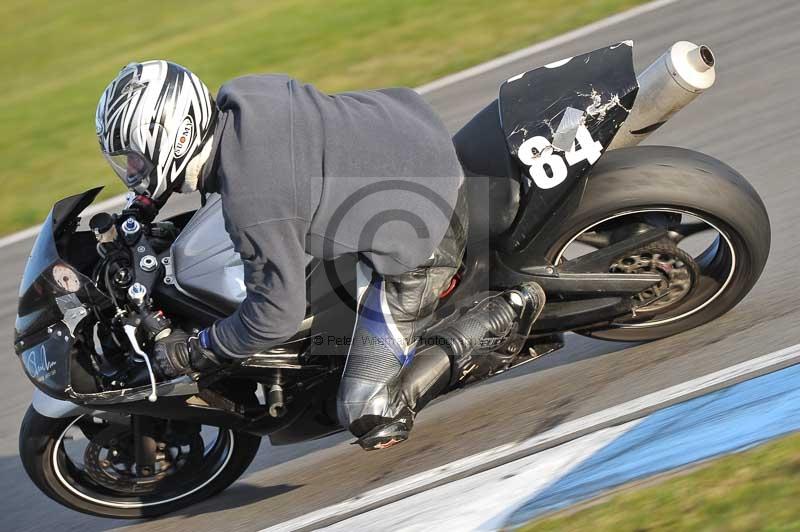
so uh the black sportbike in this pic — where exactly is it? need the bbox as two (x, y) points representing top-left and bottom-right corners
(15, 42), (769, 517)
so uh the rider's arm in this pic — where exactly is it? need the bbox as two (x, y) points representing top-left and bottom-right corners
(208, 217), (308, 358)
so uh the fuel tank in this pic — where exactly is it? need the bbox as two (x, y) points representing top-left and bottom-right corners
(170, 194), (327, 315)
(170, 194), (246, 312)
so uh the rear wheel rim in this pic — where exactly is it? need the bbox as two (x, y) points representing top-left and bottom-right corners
(553, 208), (737, 328)
(52, 415), (235, 509)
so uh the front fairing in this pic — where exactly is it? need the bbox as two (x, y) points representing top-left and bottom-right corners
(15, 209), (63, 337)
(17, 322), (75, 397)
(14, 188), (111, 398)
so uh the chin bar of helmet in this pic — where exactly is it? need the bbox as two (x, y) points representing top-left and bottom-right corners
(121, 193), (159, 224)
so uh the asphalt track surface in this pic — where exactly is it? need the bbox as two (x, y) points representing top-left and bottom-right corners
(1, 0), (798, 530)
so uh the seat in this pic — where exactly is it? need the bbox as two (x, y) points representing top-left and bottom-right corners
(452, 99), (521, 242)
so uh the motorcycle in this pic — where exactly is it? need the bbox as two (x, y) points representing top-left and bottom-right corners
(15, 41), (770, 518)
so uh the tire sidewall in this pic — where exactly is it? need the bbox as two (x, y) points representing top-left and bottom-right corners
(19, 406), (261, 519)
(536, 146), (770, 341)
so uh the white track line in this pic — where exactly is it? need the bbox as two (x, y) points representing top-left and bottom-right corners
(322, 421), (642, 531)
(0, 0), (681, 251)
(0, 193), (132, 249)
(261, 343), (800, 532)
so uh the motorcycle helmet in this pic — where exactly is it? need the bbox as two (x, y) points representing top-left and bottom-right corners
(95, 60), (217, 203)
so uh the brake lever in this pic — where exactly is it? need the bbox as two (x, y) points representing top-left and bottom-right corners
(122, 324), (158, 402)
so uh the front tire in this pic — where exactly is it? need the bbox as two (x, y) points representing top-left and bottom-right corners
(19, 406), (261, 519)
(542, 146), (770, 342)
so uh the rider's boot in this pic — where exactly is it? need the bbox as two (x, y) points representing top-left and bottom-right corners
(350, 344), (452, 450)
(343, 284), (545, 450)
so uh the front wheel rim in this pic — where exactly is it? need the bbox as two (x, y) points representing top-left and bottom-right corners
(52, 415), (236, 509)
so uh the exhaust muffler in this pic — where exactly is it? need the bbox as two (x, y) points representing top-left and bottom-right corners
(609, 41), (716, 149)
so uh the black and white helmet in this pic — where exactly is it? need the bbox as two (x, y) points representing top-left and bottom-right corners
(95, 60), (217, 202)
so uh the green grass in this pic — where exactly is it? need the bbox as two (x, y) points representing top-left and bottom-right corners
(0, 0), (647, 234)
(520, 431), (800, 532)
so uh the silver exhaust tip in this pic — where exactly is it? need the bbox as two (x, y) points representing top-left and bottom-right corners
(609, 41), (717, 149)
(668, 41), (716, 93)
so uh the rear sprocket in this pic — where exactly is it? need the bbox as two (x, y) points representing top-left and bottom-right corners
(609, 241), (700, 318)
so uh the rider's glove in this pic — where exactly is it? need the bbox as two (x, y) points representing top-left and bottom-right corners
(153, 329), (230, 378)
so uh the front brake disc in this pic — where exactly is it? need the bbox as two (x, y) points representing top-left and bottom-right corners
(83, 424), (203, 494)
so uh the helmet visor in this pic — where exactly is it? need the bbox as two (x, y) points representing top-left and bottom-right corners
(103, 150), (153, 192)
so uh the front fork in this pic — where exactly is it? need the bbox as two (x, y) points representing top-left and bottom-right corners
(132, 415), (158, 475)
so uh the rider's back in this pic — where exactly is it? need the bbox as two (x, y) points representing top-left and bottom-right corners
(207, 74), (463, 354)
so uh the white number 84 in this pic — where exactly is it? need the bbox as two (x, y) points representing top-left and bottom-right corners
(517, 126), (603, 190)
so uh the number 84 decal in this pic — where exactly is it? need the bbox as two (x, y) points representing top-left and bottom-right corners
(518, 125), (603, 190)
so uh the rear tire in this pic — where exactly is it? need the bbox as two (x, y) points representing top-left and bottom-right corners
(542, 146), (770, 342)
(19, 406), (261, 519)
